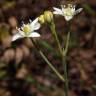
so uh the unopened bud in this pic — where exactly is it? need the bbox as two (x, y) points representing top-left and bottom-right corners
(38, 15), (45, 24)
(44, 11), (53, 23)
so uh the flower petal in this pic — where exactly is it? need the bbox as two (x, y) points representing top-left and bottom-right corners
(28, 32), (40, 37)
(12, 33), (23, 41)
(64, 16), (73, 21)
(53, 11), (63, 15)
(18, 28), (25, 36)
(74, 8), (83, 15)
(53, 7), (63, 15)
(30, 18), (41, 31)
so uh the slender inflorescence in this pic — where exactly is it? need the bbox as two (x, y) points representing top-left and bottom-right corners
(12, 3), (83, 96)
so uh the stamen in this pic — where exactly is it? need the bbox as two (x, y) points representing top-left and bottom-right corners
(22, 24), (31, 33)
(61, 5), (66, 8)
(68, 4), (73, 8)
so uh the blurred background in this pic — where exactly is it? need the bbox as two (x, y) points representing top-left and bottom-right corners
(0, 0), (96, 96)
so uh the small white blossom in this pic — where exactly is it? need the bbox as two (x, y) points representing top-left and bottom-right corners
(12, 18), (41, 41)
(53, 4), (83, 21)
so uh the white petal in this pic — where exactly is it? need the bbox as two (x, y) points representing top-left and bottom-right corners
(12, 33), (23, 41)
(53, 7), (63, 15)
(74, 8), (83, 15)
(28, 32), (40, 37)
(64, 16), (73, 21)
(32, 23), (40, 30)
(31, 18), (38, 25)
(53, 11), (63, 15)
(30, 18), (41, 31)
(18, 28), (25, 36)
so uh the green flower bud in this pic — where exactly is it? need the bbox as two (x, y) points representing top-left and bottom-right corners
(38, 15), (45, 24)
(44, 11), (53, 23)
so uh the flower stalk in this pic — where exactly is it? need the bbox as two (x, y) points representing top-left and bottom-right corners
(49, 20), (71, 96)
(63, 31), (71, 96)
(30, 38), (65, 82)
(49, 21), (63, 57)
(62, 21), (71, 96)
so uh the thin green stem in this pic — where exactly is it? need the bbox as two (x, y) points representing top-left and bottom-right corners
(63, 56), (68, 96)
(49, 21), (63, 56)
(49, 20), (71, 96)
(62, 20), (71, 96)
(63, 31), (71, 56)
(39, 50), (65, 82)
(30, 38), (65, 82)
(63, 31), (71, 96)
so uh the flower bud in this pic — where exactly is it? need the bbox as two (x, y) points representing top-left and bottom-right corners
(38, 15), (45, 24)
(44, 11), (53, 23)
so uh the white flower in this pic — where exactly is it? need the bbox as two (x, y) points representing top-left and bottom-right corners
(12, 18), (41, 41)
(53, 4), (83, 21)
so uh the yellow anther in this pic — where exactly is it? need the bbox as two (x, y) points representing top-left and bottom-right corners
(62, 4), (75, 16)
(23, 24), (30, 33)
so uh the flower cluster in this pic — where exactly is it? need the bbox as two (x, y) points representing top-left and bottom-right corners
(12, 4), (83, 41)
